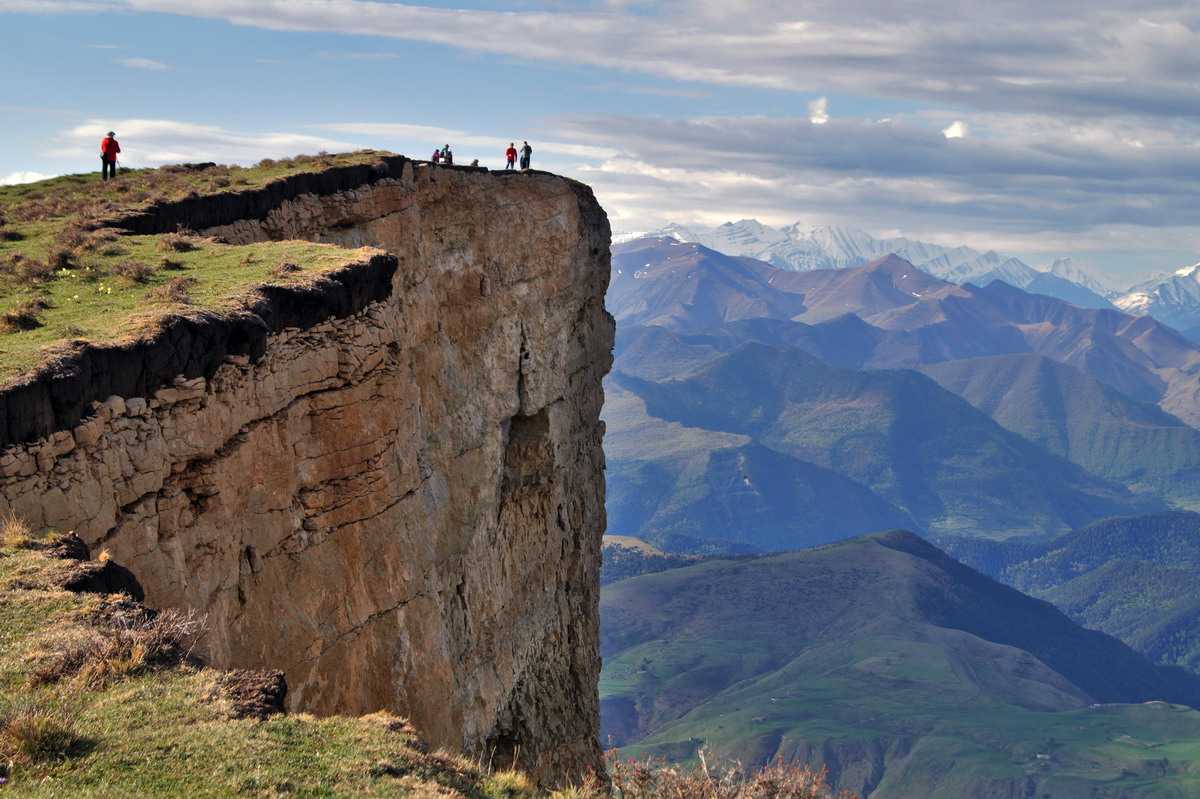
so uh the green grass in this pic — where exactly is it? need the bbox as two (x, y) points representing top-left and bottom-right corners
(0, 151), (391, 219)
(0, 155), (396, 382)
(0, 535), (577, 798)
(599, 535), (1200, 798)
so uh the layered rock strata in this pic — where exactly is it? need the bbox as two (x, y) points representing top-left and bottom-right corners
(0, 159), (613, 782)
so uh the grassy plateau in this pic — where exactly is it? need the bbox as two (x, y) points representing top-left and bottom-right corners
(0, 153), (391, 382)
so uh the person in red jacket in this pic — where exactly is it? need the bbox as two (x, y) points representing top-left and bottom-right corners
(100, 132), (120, 181)
(505, 142), (517, 170)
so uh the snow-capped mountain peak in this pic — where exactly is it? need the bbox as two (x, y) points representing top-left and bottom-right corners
(1114, 258), (1200, 342)
(636, 219), (1125, 312)
(1047, 258), (1117, 297)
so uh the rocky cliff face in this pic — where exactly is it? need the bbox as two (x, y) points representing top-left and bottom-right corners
(0, 159), (614, 782)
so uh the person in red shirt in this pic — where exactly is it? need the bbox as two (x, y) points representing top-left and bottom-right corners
(100, 132), (121, 181)
(505, 142), (517, 170)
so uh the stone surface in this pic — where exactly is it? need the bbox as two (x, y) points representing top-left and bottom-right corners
(0, 163), (614, 783)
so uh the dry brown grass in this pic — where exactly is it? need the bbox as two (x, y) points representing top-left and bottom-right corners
(157, 232), (199, 253)
(564, 754), (858, 799)
(1, 510), (34, 548)
(29, 608), (205, 689)
(112, 260), (156, 284)
(1, 254), (56, 284)
(0, 702), (82, 765)
(146, 276), (197, 305)
(272, 261), (301, 278)
(0, 298), (50, 332)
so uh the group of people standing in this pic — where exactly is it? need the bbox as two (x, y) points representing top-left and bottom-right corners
(505, 141), (533, 170)
(98, 132), (534, 179)
(432, 141), (533, 171)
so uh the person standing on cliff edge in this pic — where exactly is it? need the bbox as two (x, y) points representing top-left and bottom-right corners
(505, 142), (517, 170)
(519, 141), (533, 170)
(100, 132), (120, 181)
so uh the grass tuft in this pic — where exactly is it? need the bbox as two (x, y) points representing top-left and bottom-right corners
(0, 298), (49, 332)
(156, 232), (200, 253)
(0, 701), (82, 765)
(1, 511), (34, 548)
(112, 260), (156, 284)
(483, 769), (537, 798)
(30, 608), (205, 689)
(146, 276), (197, 305)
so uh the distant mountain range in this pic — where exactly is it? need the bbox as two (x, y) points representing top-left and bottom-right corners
(648, 220), (1118, 309)
(941, 512), (1200, 674)
(629, 220), (1200, 342)
(606, 238), (1200, 548)
(1116, 262), (1200, 344)
(600, 531), (1200, 797)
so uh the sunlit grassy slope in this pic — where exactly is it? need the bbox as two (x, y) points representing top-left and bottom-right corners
(0, 153), (391, 382)
(600, 532), (1200, 798)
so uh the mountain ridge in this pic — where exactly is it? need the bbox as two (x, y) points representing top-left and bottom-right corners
(652, 221), (1116, 308)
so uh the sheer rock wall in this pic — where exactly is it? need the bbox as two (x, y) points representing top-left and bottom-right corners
(0, 159), (613, 782)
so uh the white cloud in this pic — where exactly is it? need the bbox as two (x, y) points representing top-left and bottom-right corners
(942, 120), (968, 139)
(314, 122), (618, 160)
(118, 56), (168, 70)
(0, 171), (55, 186)
(52, 119), (353, 167)
(554, 110), (1200, 274)
(808, 96), (829, 125)
(17, 0), (1192, 123)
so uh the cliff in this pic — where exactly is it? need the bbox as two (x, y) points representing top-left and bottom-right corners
(0, 157), (614, 783)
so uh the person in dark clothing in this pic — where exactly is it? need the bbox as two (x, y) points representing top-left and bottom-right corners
(519, 141), (532, 170)
(100, 131), (121, 181)
(505, 142), (517, 170)
(442, 145), (453, 165)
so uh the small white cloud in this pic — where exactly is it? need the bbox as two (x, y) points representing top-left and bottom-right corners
(942, 120), (968, 139)
(1, 171), (55, 186)
(808, 96), (829, 125)
(118, 57), (169, 71)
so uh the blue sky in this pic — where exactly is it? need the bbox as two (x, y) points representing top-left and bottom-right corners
(2, 0), (1198, 285)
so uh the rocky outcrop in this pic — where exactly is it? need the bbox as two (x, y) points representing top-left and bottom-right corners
(0, 159), (614, 783)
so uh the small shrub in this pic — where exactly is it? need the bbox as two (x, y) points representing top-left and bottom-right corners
(599, 754), (857, 799)
(112, 260), (156, 284)
(0, 228), (24, 242)
(483, 770), (536, 799)
(51, 222), (90, 252)
(147, 276), (197, 305)
(157, 233), (198, 253)
(30, 608), (205, 689)
(257, 158), (276, 169)
(0, 298), (50, 332)
(0, 703), (81, 765)
(47, 247), (77, 270)
(272, 262), (301, 278)
(2, 254), (56, 284)
(1, 511), (33, 548)
(159, 257), (185, 271)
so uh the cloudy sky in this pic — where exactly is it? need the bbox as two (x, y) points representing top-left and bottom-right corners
(2, 0), (1198, 283)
